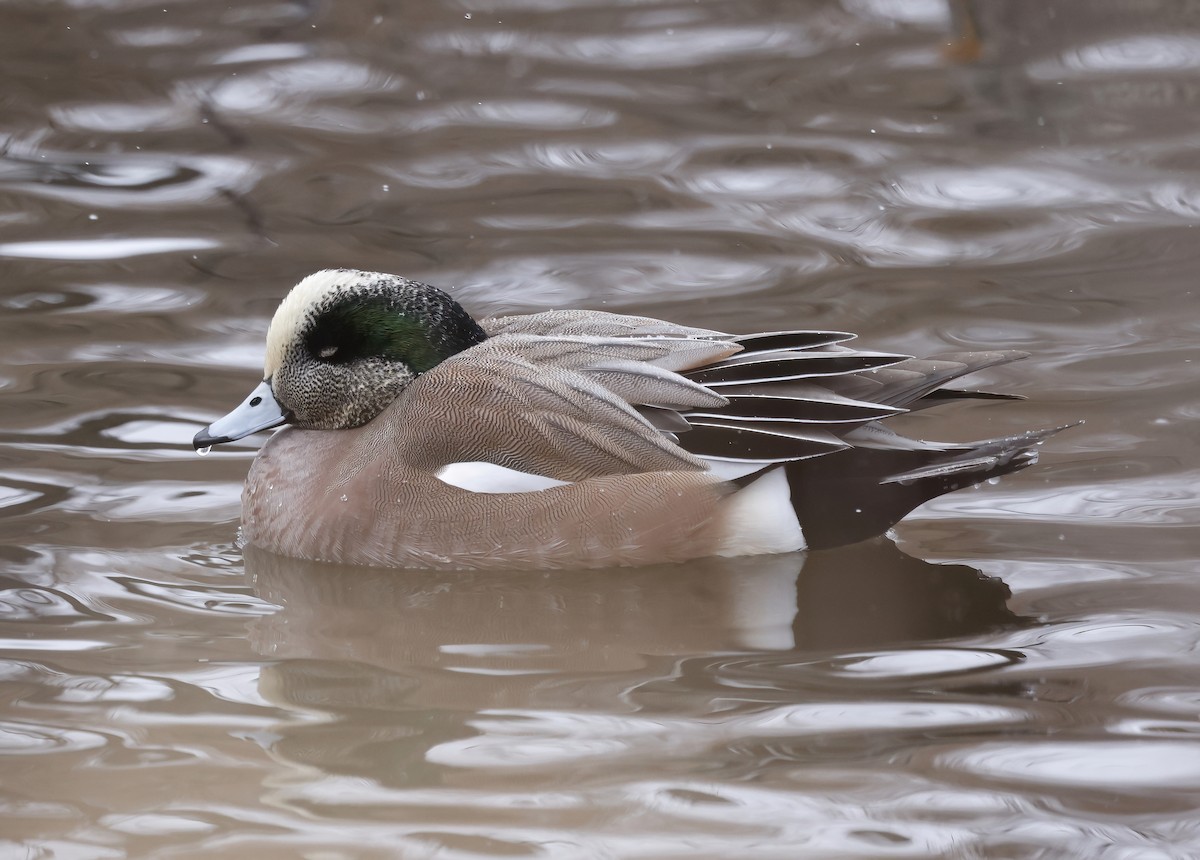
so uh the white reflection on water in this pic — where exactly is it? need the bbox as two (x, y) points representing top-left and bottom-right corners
(926, 475), (1200, 525)
(826, 648), (1016, 679)
(48, 101), (189, 134)
(941, 740), (1200, 791)
(430, 25), (819, 68)
(207, 42), (311, 66)
(206, 59), (399, 116)
(1032, 35), (1200, 78)
(0, 237), (219, 260)
(0, 720), (108, 755)
(426, 702), (1026, 769)
(888, 165), (1113, 210)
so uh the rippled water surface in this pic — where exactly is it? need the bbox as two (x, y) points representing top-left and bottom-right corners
(4, 0), (1200, 856)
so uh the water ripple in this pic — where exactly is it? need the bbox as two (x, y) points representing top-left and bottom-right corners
(205, 59), (398, 118)
(428, 25), (818, 69)
(821, 648), (1021, 680)
(1032, 35), (1200, 78)
(0, 719), (108, 755)
(0, 236), (220, 260)
(427, 702), (1026, 770)
(938, 740), (1200, 792)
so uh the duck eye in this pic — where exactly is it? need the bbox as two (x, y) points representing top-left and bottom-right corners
(318, 345), (339, 359)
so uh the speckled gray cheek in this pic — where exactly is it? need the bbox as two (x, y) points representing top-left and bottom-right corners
(273, 344), (415, 431)
(332, 357), (415, 428)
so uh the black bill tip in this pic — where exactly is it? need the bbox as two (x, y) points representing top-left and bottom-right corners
(193, 428), (231, 450)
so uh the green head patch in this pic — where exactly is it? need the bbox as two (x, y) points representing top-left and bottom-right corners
(304, 282), (487, 373)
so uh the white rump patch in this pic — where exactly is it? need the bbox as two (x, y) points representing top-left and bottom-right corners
(716, 466), (806, 556)
(436, 461), (571, 494)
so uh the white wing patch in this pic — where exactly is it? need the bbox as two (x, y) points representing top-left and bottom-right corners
(436, 461), (572, 494)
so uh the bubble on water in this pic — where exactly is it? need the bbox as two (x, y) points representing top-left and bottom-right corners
(197, 446), (211, 456)
(339, 494), (348, 502)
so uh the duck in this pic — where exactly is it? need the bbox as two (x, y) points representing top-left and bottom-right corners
(194, 268), (1063, 569)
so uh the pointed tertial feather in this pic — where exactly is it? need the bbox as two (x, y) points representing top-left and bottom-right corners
(692, 382), (905, 424)
(482, 309), (727, 340)
(636, 406), (692, 433)
(410, 345), (707, 480)
(493, 334), (672, 366)
(633, 338), (742, 373)
(910, 388), (1026, 408)
(581, 359), (728, 411)
(730, 330), (857, 352)
(681, 420), (848, 461)
(879, 424), (1077, 484)
(821, 351), (1028, 408)
(491, 333), (741, 375)
(906, 351), (1030, 406)
(531, 410), (683, 472)
(688, 350), (908, 386)
(842, 422), (964, 452)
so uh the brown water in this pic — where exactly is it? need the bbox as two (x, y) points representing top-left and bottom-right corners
(3, 0), (1200, 856)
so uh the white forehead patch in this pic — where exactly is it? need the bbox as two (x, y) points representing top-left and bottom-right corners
(264, 269), (383, 378)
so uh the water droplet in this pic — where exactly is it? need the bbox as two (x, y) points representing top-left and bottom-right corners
(987, 476), (1001, 485)
(197, 446), (211, 456)
(339, 494), (348, 502)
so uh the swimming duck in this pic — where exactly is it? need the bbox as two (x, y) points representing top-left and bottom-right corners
(195, 268), (1060, 569)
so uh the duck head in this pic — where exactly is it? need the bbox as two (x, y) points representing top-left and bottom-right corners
(194, 269), (487, 449)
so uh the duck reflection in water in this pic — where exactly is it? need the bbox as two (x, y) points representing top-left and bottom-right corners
(244, 541), (1024, 785)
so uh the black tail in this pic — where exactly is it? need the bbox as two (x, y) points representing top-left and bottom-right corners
(780, 426), (1067, 550)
